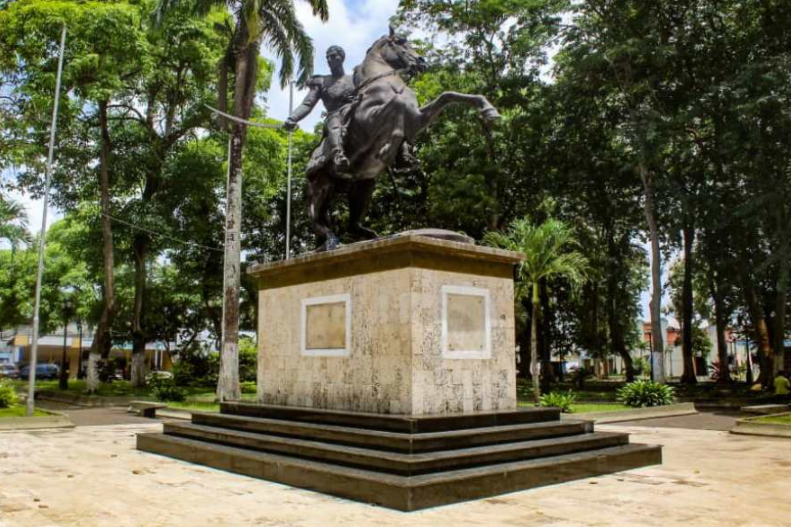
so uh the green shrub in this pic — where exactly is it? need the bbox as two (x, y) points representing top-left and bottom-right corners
(0, 383), (18, 408)
(632, 357), (651, 378)
(150, 377), (186, 402)
(241, 381), (257, 395)
(570, 367), (593, 388)
(540, 391), (577, 413)
(617, 380), (675, 408)
(238, 338), (257, 383)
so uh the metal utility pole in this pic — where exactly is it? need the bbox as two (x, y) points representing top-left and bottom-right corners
(27, 24), (67, 416)
(285, 82), (294, 260)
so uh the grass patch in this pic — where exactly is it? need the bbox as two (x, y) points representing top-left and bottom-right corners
(518, 401), (631, 413)
(0, 405), (50, 418)
(167, 401), (220, 413)
(755, 414), (791, 425)
(8, 380), (258, 402)
(571, 403), (631, 413)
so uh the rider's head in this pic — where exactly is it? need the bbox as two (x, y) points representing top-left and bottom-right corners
(326, 46), (345, 74)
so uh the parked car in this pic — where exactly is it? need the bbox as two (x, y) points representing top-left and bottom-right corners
(0, 363), (20, 379)
(19, 363), (60, 380)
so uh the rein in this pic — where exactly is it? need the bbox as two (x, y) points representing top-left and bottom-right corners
(354, 68), (406, 93)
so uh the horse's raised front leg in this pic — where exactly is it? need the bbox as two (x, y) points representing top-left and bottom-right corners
(414, 91), (500, 135)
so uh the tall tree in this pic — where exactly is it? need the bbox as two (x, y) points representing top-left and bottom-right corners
(485, 218), (587, 403)
(0, 0), (150, 392)
(156, 0), (329, 401)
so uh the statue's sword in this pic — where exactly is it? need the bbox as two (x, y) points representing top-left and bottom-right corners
(204, 104), (295, 260)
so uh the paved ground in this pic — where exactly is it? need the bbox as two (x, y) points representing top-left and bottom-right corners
(1, 423), (789, 527)
(36, 402), (154, 427)
(617, 410), (743, 431)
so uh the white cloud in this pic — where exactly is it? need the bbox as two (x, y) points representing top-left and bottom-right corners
(260, 0), (400, 130)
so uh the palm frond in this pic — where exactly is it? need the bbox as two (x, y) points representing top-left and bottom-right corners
(257, 0), (315, 87)
(484, 217), (589, 292)
(300, 0), (329, 21)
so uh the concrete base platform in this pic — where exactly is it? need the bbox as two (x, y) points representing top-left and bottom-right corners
(137, 404), (661, 511)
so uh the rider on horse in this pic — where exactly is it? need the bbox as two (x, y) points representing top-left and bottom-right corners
(284, 45), (356, 177)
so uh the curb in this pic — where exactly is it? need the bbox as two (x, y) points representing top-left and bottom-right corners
(730, 412), (791, 438)
(563, 402), (697, 424)
(36, 391), (139, 408)
(0, 409), (75, 431)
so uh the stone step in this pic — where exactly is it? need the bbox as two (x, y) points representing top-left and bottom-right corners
(220, 402), (560, 433)
(192, 411), (592, 454)
(137, 432), (661, 511)
(164, 421), (628, 476)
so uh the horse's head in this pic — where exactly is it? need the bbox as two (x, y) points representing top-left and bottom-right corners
(368, 26), (427, 75)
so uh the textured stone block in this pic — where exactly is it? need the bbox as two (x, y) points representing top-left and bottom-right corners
(249, 235), (522, 415)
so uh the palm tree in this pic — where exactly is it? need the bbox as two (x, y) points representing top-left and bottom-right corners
(0, 193), (31, 252)
(155, 0), (328, 401)
(485, 218), (588, 404)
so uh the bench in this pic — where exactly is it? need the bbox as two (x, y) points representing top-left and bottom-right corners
(128, 401), (168, 418)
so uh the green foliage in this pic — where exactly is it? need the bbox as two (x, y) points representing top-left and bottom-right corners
(238, 338), (257, 384)
(570, 367), (594, 389)
(485, 218), (588, 302)
(617, 381), (675, 408)
(540, 391), (577, 413)
(0, 383), (18, 408)
(632, 357), (651, 378)
(0, 193), (30, 251)
(149, 377), (186, 403)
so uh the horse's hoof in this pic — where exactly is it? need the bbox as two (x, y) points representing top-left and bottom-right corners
(325, 237), (340, 251)
(350, 225), (378, 240)
(480, 107), (501, 122)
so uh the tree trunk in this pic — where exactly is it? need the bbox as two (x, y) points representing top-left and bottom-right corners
(737, 250), (773, 386)
(217, 32), (259, 402)
(539, 281), (554, 391)
(87, 100), (116, 394)
(606, 235), (636, 382)
(641, 165), (665, 382)
(518, 297), (532, 377)
(680, 222), (697, 383)
(530, 282), (541, 405)
(130, 234), (148, 387)
(710, 275), (732, 384)
(773, 208), (789, 376)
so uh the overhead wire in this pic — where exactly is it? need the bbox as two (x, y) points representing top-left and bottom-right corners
(102, 213), (225, 253)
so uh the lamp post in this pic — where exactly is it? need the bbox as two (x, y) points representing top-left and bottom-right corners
(26, 24), (67, 416)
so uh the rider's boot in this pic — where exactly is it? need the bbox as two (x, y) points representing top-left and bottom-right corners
(393, 141), (418, 172)
(332, 150), (353, 180)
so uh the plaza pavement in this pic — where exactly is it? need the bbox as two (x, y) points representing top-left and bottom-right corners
(0, 422), (788, 527)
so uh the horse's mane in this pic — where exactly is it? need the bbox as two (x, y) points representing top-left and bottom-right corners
(364, 35), (389, 56)
(355, 35), (389, 86)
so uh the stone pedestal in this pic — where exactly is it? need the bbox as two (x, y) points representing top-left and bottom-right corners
(248, 234), (523, 415)
(139, 235), (662, 510)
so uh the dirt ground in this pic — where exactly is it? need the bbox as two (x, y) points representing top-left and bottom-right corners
(1, 421), (789, 527)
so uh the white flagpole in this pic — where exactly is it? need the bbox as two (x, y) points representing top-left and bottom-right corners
(285, 82), (294, 260)
(27, 24), (67, 417)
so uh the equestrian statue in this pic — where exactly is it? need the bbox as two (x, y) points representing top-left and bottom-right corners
(284, 27), (500, 251)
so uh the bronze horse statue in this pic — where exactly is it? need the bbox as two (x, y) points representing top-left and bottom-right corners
(306, 28), (500, 251)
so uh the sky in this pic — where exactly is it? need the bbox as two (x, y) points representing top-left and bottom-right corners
(261, 0), (401, 130)
(2, 0), (664, 320)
